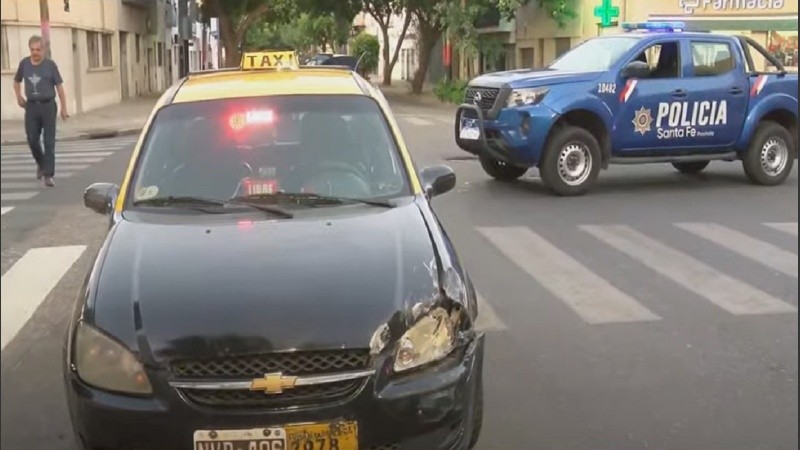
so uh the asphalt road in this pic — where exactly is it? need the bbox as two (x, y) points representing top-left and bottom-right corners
(1, 101), (797, 450)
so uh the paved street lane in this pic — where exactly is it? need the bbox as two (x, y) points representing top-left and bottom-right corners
(1, 104), (797, 450)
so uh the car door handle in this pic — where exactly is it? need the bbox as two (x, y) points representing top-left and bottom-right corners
(729, 87), (743, 95)
(671, 89), (687, 98)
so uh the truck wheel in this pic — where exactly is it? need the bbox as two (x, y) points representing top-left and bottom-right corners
(742, 121), (796, 186)
(540, 126), (601, 196)
(672, 161), (709, 174)
(479, 154), (527, 181)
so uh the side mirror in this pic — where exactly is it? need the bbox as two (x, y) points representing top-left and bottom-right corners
(420, 165), (456, 198)
(84, 182), (119, 215)
(621, 61), (651, 79)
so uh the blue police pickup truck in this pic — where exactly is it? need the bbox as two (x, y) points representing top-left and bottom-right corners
(454, 22), (798, 196)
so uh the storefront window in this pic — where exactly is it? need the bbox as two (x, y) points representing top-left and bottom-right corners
(767, 30), (798, 72)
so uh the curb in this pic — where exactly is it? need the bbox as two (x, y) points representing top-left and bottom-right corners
(1, 127), (142, 146)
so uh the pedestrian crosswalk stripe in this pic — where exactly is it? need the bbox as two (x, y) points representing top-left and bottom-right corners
(2, 164), (89, 173)
(1, 171), (74, 180)
(675, 223), (797, 278)
(1, 145), (127, 154)
(581, 224), (796, 316)
(434, 116), (453, 125)
(475, 292), (508, 331)
(1, 181), (41, 190)
(1, 192), (38, 201)
(477, 226), (661, 324)
(764, 222), (798, 237)
(1, 245), (87, 349)
(0, 206), (14, 215)
(1, 157), (105, 165)
(1, 151), (113, 159)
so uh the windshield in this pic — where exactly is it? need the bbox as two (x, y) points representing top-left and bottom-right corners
(129, 95), (411, 209)
(549, 36), (641, 72)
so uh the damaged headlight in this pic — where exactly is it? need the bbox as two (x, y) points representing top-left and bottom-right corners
(507, 87), (549, 107)
(394, 307), (456, 373)
(74, 322), (153, 394)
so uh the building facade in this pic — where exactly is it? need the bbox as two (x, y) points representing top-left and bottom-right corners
(463, 0), (797, 78)
(0, 0), (177, 121)
(353, 11), (420, 82)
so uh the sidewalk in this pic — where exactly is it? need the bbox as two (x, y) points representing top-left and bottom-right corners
(375, 81), (458, 113)
(1, 95), (159, 145)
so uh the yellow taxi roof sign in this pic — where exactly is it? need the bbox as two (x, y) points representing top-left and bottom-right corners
(241, 51), (299, 70)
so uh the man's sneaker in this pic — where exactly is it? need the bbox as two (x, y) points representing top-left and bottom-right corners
(36, 166), (43, 180)
(44, 176), (54, 187)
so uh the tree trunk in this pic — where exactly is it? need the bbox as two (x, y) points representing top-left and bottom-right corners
(380, 23), (392, 85)
(385, 13), (412, 86)
(219, 18), (239, 67)
(410, 20), (440, 95)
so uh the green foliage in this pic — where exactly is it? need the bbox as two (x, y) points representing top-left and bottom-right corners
(433, 78), (468, 104)
(350, 33), (380, 74)
(495, 0), (578, 28)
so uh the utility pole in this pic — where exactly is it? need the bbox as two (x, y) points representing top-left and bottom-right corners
(39, 0), (51, 58)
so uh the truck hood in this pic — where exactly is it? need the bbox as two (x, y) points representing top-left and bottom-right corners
(469, 67), (602, 89)
(90, 202), (440, 365)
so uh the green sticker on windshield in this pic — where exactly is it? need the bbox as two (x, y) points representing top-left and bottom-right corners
(137, 186), (159, 199)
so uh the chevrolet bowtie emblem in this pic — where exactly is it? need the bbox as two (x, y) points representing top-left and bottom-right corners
(250, 372), (298, 394)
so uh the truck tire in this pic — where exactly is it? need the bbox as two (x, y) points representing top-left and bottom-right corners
(539, 126), (601, 196)
(672, 161), (709, 174)
(479, 153), (527, 181)
(742, 121), (796, 186)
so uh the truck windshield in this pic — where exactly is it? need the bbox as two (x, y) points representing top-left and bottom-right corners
(549, 36), (640, 72)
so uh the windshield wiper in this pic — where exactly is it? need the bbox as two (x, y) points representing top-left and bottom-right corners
(236, 192), (396, 208)
(133, 196), (293, 218)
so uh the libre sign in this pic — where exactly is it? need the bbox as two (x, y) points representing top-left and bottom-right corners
(680, 0), (786, 14)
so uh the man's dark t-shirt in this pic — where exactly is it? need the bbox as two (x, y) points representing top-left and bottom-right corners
(14, 57), (63, 101)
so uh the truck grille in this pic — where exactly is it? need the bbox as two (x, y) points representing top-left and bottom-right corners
(171, 349), (371, 408)
(464, 86), (500, 115)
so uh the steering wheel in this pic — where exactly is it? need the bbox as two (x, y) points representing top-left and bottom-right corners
(303, 161), (371, 198)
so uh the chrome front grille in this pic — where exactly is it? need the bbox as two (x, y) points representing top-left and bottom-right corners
(464, 86), (500, 115)
(171, 349), (371, 408)
(171, 349), (371, 378)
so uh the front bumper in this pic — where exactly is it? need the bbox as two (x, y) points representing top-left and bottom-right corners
(65, 333), (485, 450)
(454, 103), (559, 168)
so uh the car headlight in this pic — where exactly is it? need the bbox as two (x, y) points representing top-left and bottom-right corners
(507, 87), (549, 107)
(394, 307), (456, 373)
(74, 322), (153, 394)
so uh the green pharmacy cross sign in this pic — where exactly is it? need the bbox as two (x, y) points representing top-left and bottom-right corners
(594, 0), (620, 28)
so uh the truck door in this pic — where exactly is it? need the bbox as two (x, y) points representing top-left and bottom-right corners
(613, 39), (690, 152)
(682, 40), (749, 149)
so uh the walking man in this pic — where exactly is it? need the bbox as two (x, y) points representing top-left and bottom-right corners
(13, 35), (69, 187)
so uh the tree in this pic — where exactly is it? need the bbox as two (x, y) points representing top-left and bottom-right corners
(495, 0), (577, 28)
(361, 0), (412, 86)
(350, 32), (380, 75)
(201, 0), (296, 67)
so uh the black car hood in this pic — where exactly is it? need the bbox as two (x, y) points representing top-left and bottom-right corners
(91, 202), (440, 365)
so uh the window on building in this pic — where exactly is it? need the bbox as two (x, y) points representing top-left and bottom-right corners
(158, 42), (164, 66)
(691, 42), (734, 77)
(555, 38), (571, 58)
(1, 26), (9, 70)
(520, 47), (534, 68)
(87, 31), (100, 68)
(631, 42), (681, 78)
(767, 30), (798, 73)
(136, 34), (141, 63)
(102, 33), (113, 67)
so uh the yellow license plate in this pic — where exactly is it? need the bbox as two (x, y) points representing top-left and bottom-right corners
(193, 421), (358, 450)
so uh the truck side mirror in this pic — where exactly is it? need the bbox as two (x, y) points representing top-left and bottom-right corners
(621, 61), (651, 79)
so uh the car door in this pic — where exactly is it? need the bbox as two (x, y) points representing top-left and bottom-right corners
(682, 39), (749, 149)
(613, 39), (689, 152)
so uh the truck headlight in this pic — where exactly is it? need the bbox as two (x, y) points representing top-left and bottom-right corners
(394, 307), (456, 372)
(507, 87), (549, 107)
(74, 322), (153, 395)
